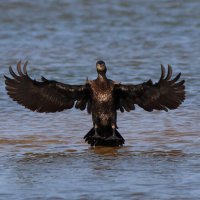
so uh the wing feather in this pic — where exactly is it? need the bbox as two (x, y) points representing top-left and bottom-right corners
(114, 65), (185, 112)
(5, 61), (90, 113)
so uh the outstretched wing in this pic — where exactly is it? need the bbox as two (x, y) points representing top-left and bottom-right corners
(4, 61), (90, 113)
(114, 65), (185, 112)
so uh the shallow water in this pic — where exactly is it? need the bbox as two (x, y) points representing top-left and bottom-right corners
(0, 0), (200, 199)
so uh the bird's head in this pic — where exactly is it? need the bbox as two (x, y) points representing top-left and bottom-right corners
(96, 60), (107, 75)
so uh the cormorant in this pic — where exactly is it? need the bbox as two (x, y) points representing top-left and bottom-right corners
(4, 61), (185, 146)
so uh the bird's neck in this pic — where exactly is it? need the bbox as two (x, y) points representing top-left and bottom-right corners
(98, 73), (107, 80)
(98, 73), (107, 81)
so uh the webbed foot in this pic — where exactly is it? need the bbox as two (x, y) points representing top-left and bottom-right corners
(92, 134), (103, 140)
(106, 135), (121, 141)
(84, 127), (125, 146)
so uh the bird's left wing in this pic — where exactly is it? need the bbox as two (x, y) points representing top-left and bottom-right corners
(4, 61), (90, 113)
(114, 65), (185, 112)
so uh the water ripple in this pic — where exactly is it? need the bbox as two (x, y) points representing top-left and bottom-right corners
(0, 0), (200, 199)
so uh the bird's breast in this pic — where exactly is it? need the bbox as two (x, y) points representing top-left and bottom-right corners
(94, 91), (111, 102)
(89, 80), (115, 108)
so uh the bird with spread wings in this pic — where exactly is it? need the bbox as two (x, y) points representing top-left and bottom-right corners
(5, 61), (185, 146)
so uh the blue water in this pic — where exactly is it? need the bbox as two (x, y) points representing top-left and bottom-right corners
(0, 0), (200, 199)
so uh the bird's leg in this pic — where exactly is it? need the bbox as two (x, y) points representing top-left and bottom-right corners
(106, 124), (119, 140)
(93, 124), (101, 138)
(111, 124), (116, 137)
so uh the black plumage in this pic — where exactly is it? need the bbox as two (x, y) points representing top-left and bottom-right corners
(4, 61), (185, 146)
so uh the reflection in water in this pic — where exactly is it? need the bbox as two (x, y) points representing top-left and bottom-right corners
(0, 0), (200, 199)
(11, 148), (190, 200)
(89, 146), (122, 156)
(0, 133), (199, 200)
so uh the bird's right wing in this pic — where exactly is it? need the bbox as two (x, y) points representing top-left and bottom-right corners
(114, 65), (185, 112)
(4, 61), (91, 113)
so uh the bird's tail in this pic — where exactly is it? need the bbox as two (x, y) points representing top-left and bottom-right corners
(83, 126), (125, 146)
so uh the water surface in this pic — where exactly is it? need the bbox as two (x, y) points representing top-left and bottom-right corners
(0, 0), (200, 199)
